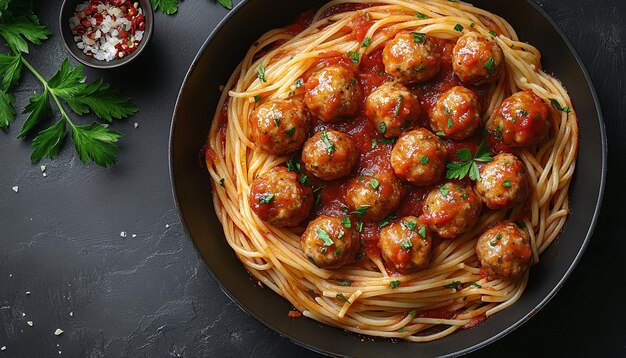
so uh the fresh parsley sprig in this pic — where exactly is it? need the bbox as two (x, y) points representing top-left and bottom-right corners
(0, 2), (137, 167)
(446, 140), (493, 180)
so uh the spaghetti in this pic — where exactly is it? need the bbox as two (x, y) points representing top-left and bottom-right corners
(205, 0), (578, 341)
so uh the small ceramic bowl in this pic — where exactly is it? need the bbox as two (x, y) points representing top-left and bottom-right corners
(59, 0), (154, 69)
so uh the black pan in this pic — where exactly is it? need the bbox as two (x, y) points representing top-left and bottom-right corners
(169, 1), (607, 356)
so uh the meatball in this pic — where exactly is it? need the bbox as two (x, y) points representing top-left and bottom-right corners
(364, 82), (422, 138)
(345, 173), (402, 221)
(249, 99), (311, 155)
(429, 86), (481, 140)
(304, 64), (362, 122)
(391, 129), (447, 186)
(476, 221), (532, 280)
(301, 215), (360, 268)
(485, 90), (550, 149)
(302, 130), (358, 181)
(249, 167), (313, 227)
(383, 31), (441, 84)
(452, 32), (504, 85)
(421, 183), (482, 239)
(379, 216), (432, 273)
(476, 153), (530, 210)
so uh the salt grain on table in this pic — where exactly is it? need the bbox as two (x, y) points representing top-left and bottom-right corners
(54, 328), (64, 336)
(12, 186), (18, 193)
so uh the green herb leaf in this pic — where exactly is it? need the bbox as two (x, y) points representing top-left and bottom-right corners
(371, 138), (377, 148)
(0, 90), (15, 129)
(18, 89), (51, 138)
(254, 95), (262, 103)
(369, 178), (380, 189)
(30, 119), (65, 163)
(397, 327), (407, 333)
(488, 30), (497, 37)
(295, 78), (304, 88)
(409, 310), (417, 317)
(0, 13), (50, 53)
(418, 225), (427, 239)
(435, 131), (445, 137)
(439, 184), (450, 197)
(0, 53), (22, 91)
(307, 255), (318, 267)
(217, 0), (233, 10)
(468, 161), (480, 181)
(378, 122), (386, 135)
(454, 24), (463, 32)
(299, 174), (309, 185)
(503, 179), (512, 187)
(61, 79), (137, 122)
(483, 57), (495, 75)
(379, 214), (397, 228)
(443, 280), (461, 289)
(361, 37), (371, 47)
(351, 205), (370, 218)
(400, 239), (413, 250)
(421, 155), (429, 164)
(337, 280), (352, 286)
(416, 12), (428, 19)
(286, 153), (301, 173)
(219, 178), (225, 187)
(394, 95), (403, 116)
(446, 161), (472, 180)
(341, 216), (352, 228)
(259, 193), (275, 204)
(316, 228), (334, 246)
(411, 32), (426, 44)
(151, 0), (180, 14)
(320, 130), (336, 154)
(258, 64), (267, 82)
(471, 282), (482, 288)
(474, 140), (493, 162)
(402, 219), (417, 231)
(347, 51), (360, 63)
(549, 98), (571, 113)
(284, 127), (296, 136)
(390, 280), (401, 289)
(70, 122), (122, 166)
(447, 140), (492, 180)
(357, 221), (364, 232)
(456, 148), (472, 161)
(336, 293), (350, 303)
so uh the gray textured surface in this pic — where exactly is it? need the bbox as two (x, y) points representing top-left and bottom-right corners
(0, 0), (623, 357)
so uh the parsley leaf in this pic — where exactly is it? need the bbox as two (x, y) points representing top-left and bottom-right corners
(347, 51), (360, 63)
(549, 98), (571, 113)
(0, 13), (50, 53)
(62, 79), (138, 122)
(454, 24), (463, 32)
(70, 123), (122, 166)
(18, 89), (51, 138)
(402, 219), (417, 231)
(320, 130), (335, 154)
(361, 37), (371, 47)
(259, 193), (274, 204)
(0, 53), (22, 91)
(446, 140), (492, 180)
(151, 0), (180, 15)
(30, 119), (65, 163)
(316, 228), (334, 246)
(0, 90), (15, 129)
(341, 216), (352, 228)
(416, 12), (428, 19)
(336, 293), (350, 303)
(351, 205), (370, 218)
(217, 0), (234, 10)
(258, 64), (267, 82)
(390, 280), (401, 289)
(443, 281), (461, 289)
(418, 225), (427, 239)
(483, 57), (495, 75)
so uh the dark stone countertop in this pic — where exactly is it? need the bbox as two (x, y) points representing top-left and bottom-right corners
(0, 0), (624, 356)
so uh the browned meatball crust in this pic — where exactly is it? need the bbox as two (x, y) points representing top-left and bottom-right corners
(383, 31), (441, 84)
(249, 167), (314, 227)
(452, 32), (504, 85)
(476, 221), (532, 280)
(345, 173), (402, 221)
(365, 82), (422, 138)
(476, 153), (530, 210)
(485, 89), (550, 150)
(304, 64), (362, 122)
(421, 183), (482, 239)
(379, 216), (432, 273)
(301, 215), (360, 268)
(390, 129), (447, 186)
(302, 130), (358, 181)
(429, 86), (481, 140)
(249, 99), (311, 155)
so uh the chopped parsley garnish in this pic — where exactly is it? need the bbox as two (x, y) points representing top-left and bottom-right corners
(337, 229), (345, 239)
(418, 225), (427, 238)
(274, 118), (281, 126)
(549, 98), (571, 113)
(357, 221), (364, 232)
(259, 193), (274, 204)
(380, 137), (396, 144)
(483, 57), (495, 75)
(397, 327), (407, 333)
(337, 280), (352, 286)
(316, 228), (334, 246)
(439, 184), (450, 197)
(411, 32), (426, 44)
(370, 178), (380, 189)
(454, 24), (463, 32)
(320, 130), (336, 154)
(258, 65), (267, 82)
(254, 95), (262, 103)
(470, 22), (476, 28)
(284, 127), (295, 136)
(471, 282), (482, 288)
(394, 95), (404, 116)
(307, 255), (318, 266)
(219, 178), (225, 187)
(489, 30), (497, 37)
(371, 139), (378, 148)
(416, 12), (428, 19)
(361, 37), (371, 47)
(378, 122), (387, 135)
(336, 293), (350, 303)
(286, 153), (301, 173)
(443, 106), (451, 115)
(295, 78), (304, 88)
(435, 131), (445, 137)
(402, 219), (417, 231)
(351, 205), (370, 218)
(409, 310), (417, 317)
(400, 239), (413, 250)
(490, 240), (497, 247)
(299, 174), (310, 185)
(447, 118), (454, 129)
(515, 220), (526, 228)
(446, 139), (493, 181)
(443, 281), (461, 289)
(347, 51), (360, 63)
(503, 179), (512, 187)
(379, 214), (397, 228)
(495, 233), (502, 240)
(519, 109), (528, 116)
(390, 280), (401, 289)
(421, 155), (430, 164)
(414, 64), (426, 72)
(341, 216), (352, 228)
